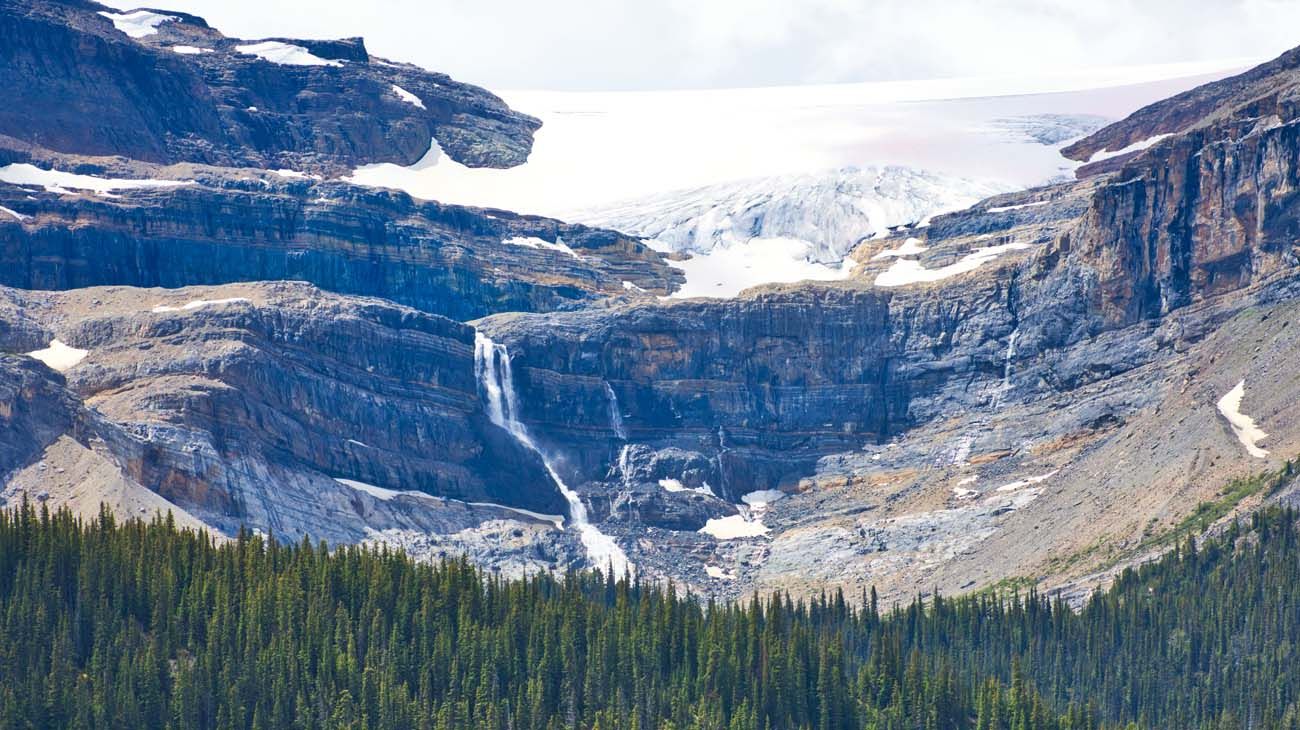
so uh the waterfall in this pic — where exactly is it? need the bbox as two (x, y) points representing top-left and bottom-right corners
(474, 333), (633, 576)
(617, 444), (632, 489)
(1002, 327), (1020, 385)
(604, 381), (628, 440)
(992, 327), (1019, 410)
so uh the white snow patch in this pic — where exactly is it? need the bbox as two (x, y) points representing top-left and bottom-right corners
(741, 489), (786, 506)
(659, 478), (715, 497)
(171, 45), (212, 55)
(336, 478), (564, 526)
(699, 514), (770, 540)
(235, 41), (342, 67)
(995, 471), (1058, 492)
(987, 200), (1049, 213)
(957, 475), (978, 486)
(952, 487), (980, 499)
(465, 502), (565, 528)
(503, 235), (583, 260)
(1216, 380), (1269, 458)
(26, 340), (87, 372)
(0, 206), (29, 221)
(98, 10), (176, 38)
(874, 242), (1032, 287)
(622, 281), (646, 293)
(873, 237), (928, 260)
(391, 84), (426, 109)
(150, 297), (249, 313)
(705, 565), (736, 580)
(336, 478), (403, 501)
(0, 164), (190, 195)
(270, 169), (316, 180)
(653, 236), (852, 299)
(1087, 134), (1173, 163)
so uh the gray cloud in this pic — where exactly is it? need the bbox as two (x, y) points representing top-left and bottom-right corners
(100, 0), (1300, 90)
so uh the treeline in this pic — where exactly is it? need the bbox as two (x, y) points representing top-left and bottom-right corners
(1, 502), (1299, 729)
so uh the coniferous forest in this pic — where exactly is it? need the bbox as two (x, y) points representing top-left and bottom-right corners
(3, 503), (1300, 729)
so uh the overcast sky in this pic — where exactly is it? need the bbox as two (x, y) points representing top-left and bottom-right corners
(104, 0), (1299, 91)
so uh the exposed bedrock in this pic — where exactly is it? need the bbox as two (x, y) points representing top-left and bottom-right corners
(0, 165), (680, 320)
(1, 0), (539, 173)
(0, 283), (570, 536)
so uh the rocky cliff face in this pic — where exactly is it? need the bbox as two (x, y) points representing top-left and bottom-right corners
(0, 0), (539, 173)
(0, 149), (680, 320)
(0, 282), (588, 573)
(3, 2), (1300, 604)
(1051, 102), (1300, 332)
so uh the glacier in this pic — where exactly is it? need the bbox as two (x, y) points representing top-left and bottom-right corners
(344, 62), (1249, 298)
(570, 166), (1011, 265)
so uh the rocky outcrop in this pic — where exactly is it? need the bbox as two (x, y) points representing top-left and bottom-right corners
(0, 281), (596, 574)
(0, 355), (82, 479)
(1061, 47), (1300, 167)
(1047, 62), (1300, 331)
(0, 0), (539, 173)
(0, 152), (680, 320)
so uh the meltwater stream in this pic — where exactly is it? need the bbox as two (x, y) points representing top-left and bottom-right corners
(604, 381), (628, 441)
(474, 333), (633, 576)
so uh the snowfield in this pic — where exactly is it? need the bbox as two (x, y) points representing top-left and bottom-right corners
(1087, 133), (1173, 163)
(0, 164), (191, 195)
(26, 340), (88, 372)
(0, 206), (29, 221)
(235, 41), (342, 67)
(98, 10), (176, 38)
(151, 297), (250, 313)
(391, 84), (426, 109)
(1217, 380), (1270, 458)
(344, 61), (1246, 298)
(700, 515), (770, 540)
(874, 242), (1032, 287)
(503, 235), (583, 260)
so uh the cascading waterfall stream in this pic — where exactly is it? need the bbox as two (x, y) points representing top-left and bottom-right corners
(604, 381), (628, 441)
(991, 326), (1020, 410)
(474, 333), (633, 576)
